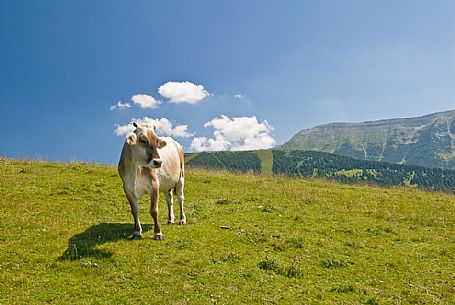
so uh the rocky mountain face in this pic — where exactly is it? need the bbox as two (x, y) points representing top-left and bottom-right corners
(281, 110), (455, 170)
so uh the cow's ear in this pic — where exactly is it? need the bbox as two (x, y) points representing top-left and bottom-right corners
(157, 138), (167, 149)
(126, 132), (137, 145)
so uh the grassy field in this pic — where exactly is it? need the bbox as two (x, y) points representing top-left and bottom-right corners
(1, 157), (454, 304)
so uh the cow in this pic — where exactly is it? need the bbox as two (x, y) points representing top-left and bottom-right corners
(118, 122), (186, 240)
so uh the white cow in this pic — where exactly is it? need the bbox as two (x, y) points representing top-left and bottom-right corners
(118, 122), (186, 240)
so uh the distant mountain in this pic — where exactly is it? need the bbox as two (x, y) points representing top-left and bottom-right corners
(281, 110), (455, 170)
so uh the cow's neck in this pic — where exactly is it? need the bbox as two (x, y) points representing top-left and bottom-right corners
(121, 145), (141, 185)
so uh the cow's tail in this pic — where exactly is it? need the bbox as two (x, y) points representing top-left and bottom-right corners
(180, 163), (184, 178)
(174, 141), (185, 196)
(173, 167), (184, 196)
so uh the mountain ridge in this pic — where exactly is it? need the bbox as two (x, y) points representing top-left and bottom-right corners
(281, 109), (455, 170)
(320, 109), (455, 127)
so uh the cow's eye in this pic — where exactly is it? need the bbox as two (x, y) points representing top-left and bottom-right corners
(139, 139), (147, 144)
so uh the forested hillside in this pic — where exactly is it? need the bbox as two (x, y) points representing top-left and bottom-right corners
(186, 150), (455, 192)
(272, 150), (455, 191)
(185, 151), (262, 173)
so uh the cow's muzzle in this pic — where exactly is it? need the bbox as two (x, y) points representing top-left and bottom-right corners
(148, 159), (162, 168)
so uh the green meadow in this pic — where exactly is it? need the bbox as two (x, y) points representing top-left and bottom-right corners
(1, 157), (454, 304)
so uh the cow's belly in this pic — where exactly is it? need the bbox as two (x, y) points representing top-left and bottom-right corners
(134, 173), (178, 198)
(159, 174), (179, 192)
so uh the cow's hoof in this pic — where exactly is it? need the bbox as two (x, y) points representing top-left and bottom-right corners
(167, 220), (175, 224)
(131, 232), (142, 239)
(154, 233), (164, 241)
(179, 219), (187, 225)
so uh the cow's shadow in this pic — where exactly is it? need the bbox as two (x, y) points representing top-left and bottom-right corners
(59, 223), (150, 261)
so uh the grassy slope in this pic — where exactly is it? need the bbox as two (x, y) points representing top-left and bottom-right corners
(256, 150), (273, 175)
(1, 158), (454, 304)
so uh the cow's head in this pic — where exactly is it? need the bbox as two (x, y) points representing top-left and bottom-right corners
(125, 122), (167, 168)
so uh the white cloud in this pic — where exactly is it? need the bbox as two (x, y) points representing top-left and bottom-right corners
(131, 94), (160, 109)
(190, 115), (276, 152)
(158, 81), (209, 104)
(114, 124), (136, 136)
(114, 117), (193, 138)
(152, 117), (194, 138)
(110, 101), (131, 111)
(234, 94), (247, 102)
(190, 136), (231, 152)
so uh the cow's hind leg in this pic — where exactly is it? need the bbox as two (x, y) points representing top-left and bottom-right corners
(125, 191), (142, 238)
(176, 177), (186, 225)
(150, 184), (163, 240)
(165, 190), (175, 224)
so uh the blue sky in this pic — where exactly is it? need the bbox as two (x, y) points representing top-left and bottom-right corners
(1, 0), (454, 164)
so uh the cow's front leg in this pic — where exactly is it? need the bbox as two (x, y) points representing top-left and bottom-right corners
(150, 182), (163, 240)
(125, 190), (142, 238)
